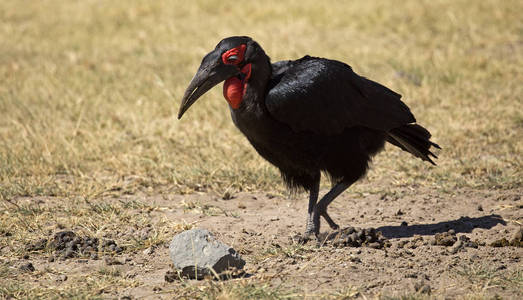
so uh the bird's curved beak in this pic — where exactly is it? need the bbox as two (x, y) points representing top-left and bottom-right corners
(178, 54), (240, 119)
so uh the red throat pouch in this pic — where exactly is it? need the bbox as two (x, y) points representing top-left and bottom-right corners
(223, 63), (252, 109)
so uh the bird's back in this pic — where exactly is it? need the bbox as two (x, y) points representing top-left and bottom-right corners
(266, 56), (415, 136)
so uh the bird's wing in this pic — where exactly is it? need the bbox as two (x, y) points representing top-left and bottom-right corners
(266, 56), (416, 135)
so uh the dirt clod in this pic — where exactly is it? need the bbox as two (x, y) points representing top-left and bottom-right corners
(332, 227), (390, 249)
(433, 231), (457, 246)
(25, 238), (48, 252)
(490, 228), (523, 247)
(0, 229), (12, 237)
(397, 235), (425, 249)
(165, 270), (179, 282)
(490, 238), (509, 247)
(510, 227), (523, 246)
(458, 235), (479, 248)
(19, 262), (35, 272)
(29, 231), (126, 260)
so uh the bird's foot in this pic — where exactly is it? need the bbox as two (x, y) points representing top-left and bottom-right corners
(293, 230), (317, 245)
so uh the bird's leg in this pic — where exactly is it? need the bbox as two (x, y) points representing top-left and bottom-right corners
(320, 211), (339, 230)
(311, 180), (352, 238)
(323, 179), (342, 229)
(303, 176), (320, 240)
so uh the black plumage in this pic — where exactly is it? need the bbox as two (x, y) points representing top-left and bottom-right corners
(179, 36), (440, 240)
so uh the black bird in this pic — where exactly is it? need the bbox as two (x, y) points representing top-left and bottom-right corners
(178, 36), (440, 241)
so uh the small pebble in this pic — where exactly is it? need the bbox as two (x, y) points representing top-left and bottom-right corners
(511, 228), (522, 245)
(19, 262), (35, 272)
(349, 255), (361, 263)
(64, 248), (75, 258)
(164, 270), (179, 282)
(143, 247), (154, 255)
(57, 274), (68, 282)
(105, 257), (123, 265)
(368, 242), (381, 249)
(449, 240), (463, 254)
(397, 240), (408, 248)
(345, 227), (356, 234)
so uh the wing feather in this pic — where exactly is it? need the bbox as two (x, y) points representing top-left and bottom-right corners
(266, 57), (415, 135)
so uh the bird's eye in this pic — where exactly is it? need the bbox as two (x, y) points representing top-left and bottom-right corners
(221, 44), (246, 65)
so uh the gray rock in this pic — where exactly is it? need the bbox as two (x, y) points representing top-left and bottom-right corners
(169, 229), (245, 279)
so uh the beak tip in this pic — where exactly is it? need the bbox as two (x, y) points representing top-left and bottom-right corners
(177, 108), (184, 120)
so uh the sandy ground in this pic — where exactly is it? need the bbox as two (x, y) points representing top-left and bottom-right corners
(6, 186), (522, 299)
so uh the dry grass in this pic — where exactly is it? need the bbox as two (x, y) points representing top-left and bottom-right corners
(1, 0), (522, 298)
(1, 0), (521, 201)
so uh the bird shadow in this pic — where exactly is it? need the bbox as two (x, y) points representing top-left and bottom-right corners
(377, 214), (506, 239)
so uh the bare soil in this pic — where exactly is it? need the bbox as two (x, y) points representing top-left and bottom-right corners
(7, 186), (523, 299)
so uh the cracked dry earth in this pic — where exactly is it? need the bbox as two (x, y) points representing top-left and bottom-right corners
(6, 185), (523, 299)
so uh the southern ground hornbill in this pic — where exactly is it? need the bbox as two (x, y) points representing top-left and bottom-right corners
(178, 36), (440, 241)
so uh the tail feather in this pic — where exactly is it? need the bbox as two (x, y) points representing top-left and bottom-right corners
(387, 124), (440, 165)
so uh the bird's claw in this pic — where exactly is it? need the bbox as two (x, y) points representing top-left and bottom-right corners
(293, 231), (317, 245)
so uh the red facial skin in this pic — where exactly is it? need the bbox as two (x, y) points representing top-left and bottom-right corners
(222, 44), (252, 109)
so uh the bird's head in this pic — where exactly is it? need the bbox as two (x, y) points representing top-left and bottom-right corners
(178, 36), (266, 119)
